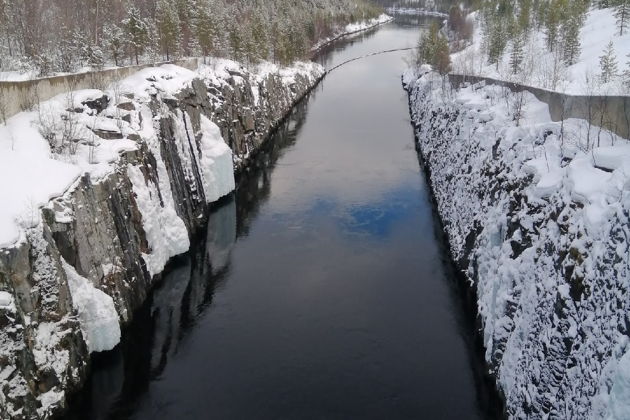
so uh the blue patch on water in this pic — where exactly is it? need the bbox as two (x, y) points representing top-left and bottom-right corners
(339, 187), (419, 238)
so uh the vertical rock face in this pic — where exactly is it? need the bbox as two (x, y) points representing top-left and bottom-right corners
(405, 73), (630, 419)
(0, 62), (323, 419)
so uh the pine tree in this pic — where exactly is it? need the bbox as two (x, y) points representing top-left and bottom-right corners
(487, 18), (507, 67)
(57, 27), (83, 73)
(599, 40), (618, 83)
(82, 44), (105, 69)
(510, 33), (524, 73)
(434, 34), (451, 75)
(623, 54), (630, 90)
(123, 6), (149, 65)
(517, 0), (532, 33)
(615, 0), (630, 36)
(562, 14), (582, 65)
(415, 22), (450, 75)
(193, 0), (216, 59)
(545, 0), (563, 51)
(103, 24), (125, 66)
(156, 0), (180, 61)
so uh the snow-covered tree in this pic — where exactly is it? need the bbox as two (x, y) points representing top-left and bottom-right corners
(156, 0), (181, 61)
(562, 14), (582, 65)
(615, 0), (630, 36)
(599, 41), (618, 83)
(193, 0), (217, 59)
(416, 21), (451, 75)
(510, 33), (525, 74)
(123, 6), (149, 65)
(623, 54), (630, 89)
(544, 0), (564, 51)
(82, 44), (105, 69)
(103, 24), (125, 66)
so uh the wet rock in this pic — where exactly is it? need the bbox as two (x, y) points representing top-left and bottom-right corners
(91, 128), (123, 140)
(117, 102), (135, 111)
(82, 95), (110, 114)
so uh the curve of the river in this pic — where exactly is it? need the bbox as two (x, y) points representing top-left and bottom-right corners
(65, 17), (502, 420)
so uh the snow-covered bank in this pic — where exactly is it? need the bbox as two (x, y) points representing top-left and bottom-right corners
(405, 69), (630, 419)
(385, 7), (447, 18)
(0, 58), (323, 419)
(312, 14), (394, 53)
(452, 8), (630, 95)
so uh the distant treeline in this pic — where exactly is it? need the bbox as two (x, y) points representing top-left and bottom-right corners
(0, 0), (382, 76)
(477, 0), (629, 73)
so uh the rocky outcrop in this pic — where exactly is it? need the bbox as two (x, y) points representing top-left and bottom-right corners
(405, 72), (630, 419)
(0, 61), (323, 419)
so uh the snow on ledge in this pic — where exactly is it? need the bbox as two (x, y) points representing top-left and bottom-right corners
(63, 260), (121, 353)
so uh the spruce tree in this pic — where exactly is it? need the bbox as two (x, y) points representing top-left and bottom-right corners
(615, 0), (630, 36)
(623, 54), (630, 90)
(562, 14), (582, 65)
(103, 24), (125, 66)
(434, 34), (451, 75)
(599, 41), (618, 83)
(123, 6), (149, 65)
(545, 0), (562, 51)
(156, 0), (180, 61)
(193, 0), (216, 60)
(510, 33), (525, 74)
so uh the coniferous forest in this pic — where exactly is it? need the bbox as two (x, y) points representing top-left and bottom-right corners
(0, 0), (382, 76)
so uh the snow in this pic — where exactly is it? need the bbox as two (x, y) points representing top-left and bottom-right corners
(0, 291), (14, 310)
(127, 164), (190, 277)
(63, 260), (120, 353)
(593, 146), (630, 170)
(197, 115), (236, 203)
(32, 322), (71, 395)
(343, 14), (394, 33)
(36, 388), (65, 418)
(385, 7), (447, 17)
(452, 8), (630, 95)
(312, 14), (393, 52)
(606, 348), (630, 420)
(406, 70), (630, 418)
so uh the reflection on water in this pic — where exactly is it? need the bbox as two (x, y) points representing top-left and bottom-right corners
(64, 15), (503, 420)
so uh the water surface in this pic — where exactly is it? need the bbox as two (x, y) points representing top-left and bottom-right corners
(66, 17), (501, 420)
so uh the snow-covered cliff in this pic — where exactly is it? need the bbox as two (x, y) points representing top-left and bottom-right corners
(0, 59), (323, 419)
(405, 69), (630, 419)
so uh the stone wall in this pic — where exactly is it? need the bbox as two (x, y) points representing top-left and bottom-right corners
(449, 73), (630, 140)
(0, 58), (200, 121)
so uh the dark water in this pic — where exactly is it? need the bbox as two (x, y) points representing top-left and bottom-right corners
(65, 18), (502, 420)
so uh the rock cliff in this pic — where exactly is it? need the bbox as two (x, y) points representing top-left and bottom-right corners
(0, 60), (323, 419)
(405, 70), (630, 419)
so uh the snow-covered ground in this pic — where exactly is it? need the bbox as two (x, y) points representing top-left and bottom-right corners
(452, 8), (630, 95)
(312, 14), (394, 52)
(385, 7), (447, 17)
(405, 68), (630, 418)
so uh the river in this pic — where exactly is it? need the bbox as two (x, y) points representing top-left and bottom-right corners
(64, 16), (502, 420)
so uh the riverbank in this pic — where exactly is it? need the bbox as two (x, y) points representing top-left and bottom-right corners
(404, 68), (630, 419)
(0, 58), (323, 419)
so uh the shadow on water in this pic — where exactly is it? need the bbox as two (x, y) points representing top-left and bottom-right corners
(416, 150), (506, 418)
